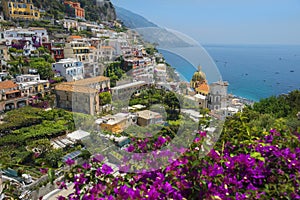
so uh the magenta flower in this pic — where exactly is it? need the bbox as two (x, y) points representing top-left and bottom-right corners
(58, 181), (67, 190)
(194, 137), (201, 143)
(65, 158), (75, 166)
(199, 131), (207, 137)
(39, 168), (48, 174)
(57, 196), (66, 200)
(126, 145), (135, 152)
(101, 164), (113, 175)
(82, 162), (91, 170)
(95, 167), (102, 176)
(92, 154), (105, 163)
(74, 173), (87, 186)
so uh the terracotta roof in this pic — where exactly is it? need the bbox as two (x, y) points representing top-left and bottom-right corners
(0, 81), (18, 90)
(101, 46), (113, 49)
(196, 82), (209, 95)
(63, 76), (110, 86)
(55, 84), (97, 94)
(68, 35), (82, 39)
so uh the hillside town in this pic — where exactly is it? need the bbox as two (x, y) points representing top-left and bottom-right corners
(0, 1), (249, 199)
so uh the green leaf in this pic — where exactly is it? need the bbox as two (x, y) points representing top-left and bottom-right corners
(250, 152), (261, 158)
(257, 157), (265, 162)
(47, 168), (55, 184)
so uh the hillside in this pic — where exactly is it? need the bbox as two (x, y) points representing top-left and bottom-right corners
(32, 0), (116, 21)
(115, 6), (194, 48)
(114, 6), (157, 29)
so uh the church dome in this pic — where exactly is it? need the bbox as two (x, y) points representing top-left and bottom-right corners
(191, 65), (206, 82)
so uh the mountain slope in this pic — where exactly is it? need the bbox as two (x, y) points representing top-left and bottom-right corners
(115, 6), (193, 48)
(114, 6), (157, 29)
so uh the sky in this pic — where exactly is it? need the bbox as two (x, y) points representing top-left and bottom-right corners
(111, 0), (300, 45)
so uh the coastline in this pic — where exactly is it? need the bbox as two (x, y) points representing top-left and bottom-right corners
(159, 44), (300, 103)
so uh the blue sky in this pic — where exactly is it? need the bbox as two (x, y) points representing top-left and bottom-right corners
(111, 0), (300, 45)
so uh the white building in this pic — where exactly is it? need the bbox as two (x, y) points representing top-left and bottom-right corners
(16, 74), (50, 97)
(4, 28), (48, 56)
(63, 19), (79, 31)
(52, 58), (84, 82)
(208, 81), (229, 110)
(154, 63), (167, 82)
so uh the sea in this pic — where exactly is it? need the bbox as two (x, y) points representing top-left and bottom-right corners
(159, 45), (300, 102)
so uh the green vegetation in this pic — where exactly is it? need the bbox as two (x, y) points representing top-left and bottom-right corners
(104, 61), (125, 87)
(29, 57), (54, 80)
(32, 0), (116, 21)
(0, 107), (92, 171)
(144, 43), (158, 56)
(129, 87), (180, 121)
(99, 92), (112, 106)
(253, 90), (300, 118)
(7, 47), (55, 79)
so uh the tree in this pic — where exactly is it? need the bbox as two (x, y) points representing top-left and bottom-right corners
(99, 92), (112, 106)
(27, 139), (52, 155)
(44, 149), (64, 168)
(30, 60), (54, 79)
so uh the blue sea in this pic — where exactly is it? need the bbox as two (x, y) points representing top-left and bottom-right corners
(159, 45), (300, 102)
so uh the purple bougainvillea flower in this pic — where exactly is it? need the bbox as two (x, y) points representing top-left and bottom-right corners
(270, 129), (276, 134)
(65, 158), (75, 166)
(74, 173), (87, 187)
(82, 162), (91, 170)
(264, 134), (273, 143)
(199, 131), (207, 137)
(39, 168), (48, 174)
(58, 181), (67, 190)
(127, 145), (135, 152)
(194, 137), (201, 143)
(101, 164), (113, 175)
(57, 196), (66, 200)
(92, 154), (104, 163)
(95, 167), (102, 176)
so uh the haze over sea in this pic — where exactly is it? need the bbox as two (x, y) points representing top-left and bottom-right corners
(160, 44), (300, 102)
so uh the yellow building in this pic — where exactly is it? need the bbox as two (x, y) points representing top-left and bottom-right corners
(2, 0), (40, 20)
(190, 65), (209, 96)
(97, 113), (133, 134)
(190, 65), (209, 109)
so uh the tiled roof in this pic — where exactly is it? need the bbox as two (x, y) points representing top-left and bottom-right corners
(55, 84), (97, 94)
(196, 82), (209, 95)
(0, 80), (18, 90)
(68, 35), (82, 39)
(55, 76), (109, 93)
(63, 76), (110, 86)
